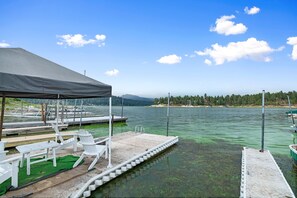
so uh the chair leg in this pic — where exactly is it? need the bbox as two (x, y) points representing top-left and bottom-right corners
(88, 155), (99, 171)
(73, 138), (77, 152)
(11, 160), (19, 188)
(105, 147), (108, 159)
(73, 153), (85, 168)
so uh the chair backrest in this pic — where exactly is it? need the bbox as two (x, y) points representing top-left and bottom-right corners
(0, 142), (7, 161)
(79, 133), (95, 144)
(78, 133), (100, 154)
(51, 123), (64, 142)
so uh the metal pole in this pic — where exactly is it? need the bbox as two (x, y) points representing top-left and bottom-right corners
(107, 97), (112, 168)
(287, 95), (295, 125)
(79, 100), (83, 128)
(56, 95), (60, 126)
(111, 114), (114, 136)
(260, 90), (265, 152)
(121, 97), (124, 118)
(0, 95), (6, 141)
(73, 99), (77, 122)
(61, 100), (64, 124)
(166, 92), (170, 136)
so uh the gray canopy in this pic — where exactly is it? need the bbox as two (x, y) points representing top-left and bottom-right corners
(0, 48), (112, 99)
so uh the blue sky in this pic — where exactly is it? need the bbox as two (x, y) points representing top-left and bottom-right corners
(1, 0), (297, 98)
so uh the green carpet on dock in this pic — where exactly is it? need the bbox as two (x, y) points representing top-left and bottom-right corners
(0, 155), (80, 196)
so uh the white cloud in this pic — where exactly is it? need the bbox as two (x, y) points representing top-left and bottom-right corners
(157, 54), (182, 64)
(287, 36), (297, 60)
(196, 37), (280, 65)
(204, 59), (212, 65)
(57, 34), (106, 47)
(210, 15), (247, 36)
(0, 42), (11, 48)
(185, 54), (196, 58)
(105, 69), (119, 77)
(244, 6), (260, 15)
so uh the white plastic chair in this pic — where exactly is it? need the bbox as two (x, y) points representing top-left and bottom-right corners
(73, 133), (108, 171)
(51, 123), (77, 152)
(0, 141), (20, 188)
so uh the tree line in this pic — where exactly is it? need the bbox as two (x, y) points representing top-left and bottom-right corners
(154, 91), (297, 106)
(22, 96), (153, 106)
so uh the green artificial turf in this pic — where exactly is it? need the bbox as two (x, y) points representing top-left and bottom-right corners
(0, 155), (81, 195)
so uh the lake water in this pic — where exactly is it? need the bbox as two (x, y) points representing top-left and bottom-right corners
(80, 106), (297, 197)
(7, 106), (296, 196)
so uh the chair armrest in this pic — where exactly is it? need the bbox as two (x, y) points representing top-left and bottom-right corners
(81, 143), (96, 146)
(95, 138), (109, 145)
(0, 156), (21, 164)
(56, 133), (78, 137)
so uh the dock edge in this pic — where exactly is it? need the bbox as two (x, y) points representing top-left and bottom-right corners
(267, 150), (295, 198)
(240, 147), (247, 198)
(71, 136), (179, 198)
(241, 147), (295, 198)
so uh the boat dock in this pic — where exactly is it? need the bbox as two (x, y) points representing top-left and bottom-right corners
(2, 116), (127, 136)
(4, 132), (178, 198)
(240, 147), (295, 198)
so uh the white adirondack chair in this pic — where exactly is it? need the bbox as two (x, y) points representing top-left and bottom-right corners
(51, 123), (77, 152)
(73, 132), (109, 171)
(0, 141), (20, 188)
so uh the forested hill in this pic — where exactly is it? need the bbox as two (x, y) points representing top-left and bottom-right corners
(154, 91), (297, 106)
(23, 96), (154, 106)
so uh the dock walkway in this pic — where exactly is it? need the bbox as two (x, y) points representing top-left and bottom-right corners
(2, 116), (127, 136)
(241, 147), (295, 198)
(4, 132), (178, 198)
(4, 116), (127, 129)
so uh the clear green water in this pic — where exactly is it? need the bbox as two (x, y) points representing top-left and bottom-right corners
(79, 106), (297, 197)
(86, 106), (294, 155)
(7, 106), (297, 196)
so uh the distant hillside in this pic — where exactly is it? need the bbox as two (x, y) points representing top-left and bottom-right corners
(23, 95), (154, 106)
(122, 94), (154, 102)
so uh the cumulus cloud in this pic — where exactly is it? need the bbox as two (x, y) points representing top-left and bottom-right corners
(287, 37), (297, 60)
(210, 15), (247, 36)
(57, 34), (106, 47)
(196, 37), (281, 65)
(105, 69), (119, 77)
(0, 42), (11, 48)
(244, 6), (260, 15)
(204, 59), (212, 66)
(157, 54), (182, 64)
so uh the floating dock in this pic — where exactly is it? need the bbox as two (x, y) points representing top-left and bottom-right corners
(2, 116), (127, 136)
(5, 132), (178, 198)
(240, 147), (295, 198)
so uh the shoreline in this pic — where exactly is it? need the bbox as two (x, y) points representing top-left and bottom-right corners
(150, 104), (296, 108)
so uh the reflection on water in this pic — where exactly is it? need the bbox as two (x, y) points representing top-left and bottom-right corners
(93, 139), (242, 197)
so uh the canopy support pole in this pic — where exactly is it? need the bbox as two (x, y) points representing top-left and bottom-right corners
(56, 95), (60, 126)
(107, 97), (113, 168)
(0, 95), (5, 141)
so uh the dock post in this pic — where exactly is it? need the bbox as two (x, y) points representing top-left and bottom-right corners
(107, 97), (113, 168)
(121, 97), (124, 118)
(111, 114), (114, 136)
(166, 92), (170, 136)
(260, 90), (265, 152)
